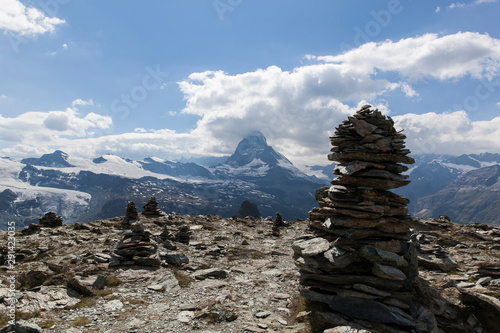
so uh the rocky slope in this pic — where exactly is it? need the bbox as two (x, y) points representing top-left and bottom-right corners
(412, 165), (500, 225)
(396, 154), (500, 225)
(1, 211), (499, 333)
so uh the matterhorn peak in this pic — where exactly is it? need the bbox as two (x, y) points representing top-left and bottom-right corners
(224, 131), (290, 168)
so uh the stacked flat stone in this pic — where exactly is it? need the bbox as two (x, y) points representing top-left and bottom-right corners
(272, 212), (286, 237)
(110, 222), (160, 267)
(294, 105), (419, 328)
(174, 225), (191, 244)
(142, 196), (162, 217)
(38, 212), (63, 227)
(121, 201), (138, 228)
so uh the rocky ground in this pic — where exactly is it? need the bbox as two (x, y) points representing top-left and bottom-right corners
(1, 213), (500, 333)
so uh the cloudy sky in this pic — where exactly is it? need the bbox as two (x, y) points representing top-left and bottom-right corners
(1, 0), (500, 170)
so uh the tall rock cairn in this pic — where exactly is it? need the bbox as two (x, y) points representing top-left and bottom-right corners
(294, 105), (419, 328)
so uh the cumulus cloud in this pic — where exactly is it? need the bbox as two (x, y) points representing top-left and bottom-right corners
(394, 111), (500, 156)
(178, 64), (397, 166)
(0, 0), (65, 36)
(0, 107), (112, 151)
(314, 32), (500, 81)
(2, 32), (500, 170)
(173, 32), (500, 166)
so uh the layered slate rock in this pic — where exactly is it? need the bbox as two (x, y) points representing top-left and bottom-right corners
(142, 197), (163, 217)
(295, 105), (418, 328)
(110, 221), (160, 267)
(122, 201), (138, 227)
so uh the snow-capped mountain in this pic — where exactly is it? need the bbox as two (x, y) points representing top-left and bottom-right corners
(0, 132), (327, 229)
(21, 150), (75, 168)
(224, 131), (292, 168)
(393, 153), (500, 225)
(310, 152), (500, 225)
(214, 131), (316, 180)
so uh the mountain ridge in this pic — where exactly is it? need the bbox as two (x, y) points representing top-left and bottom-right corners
(3, 134), (500, 228)
(0, 132), (326, 229)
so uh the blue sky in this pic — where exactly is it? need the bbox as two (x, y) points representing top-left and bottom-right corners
(1, 0), (500, 170)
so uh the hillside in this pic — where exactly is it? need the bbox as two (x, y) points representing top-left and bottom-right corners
(413, 165), (500, 226)
(1, 212), (499, 332)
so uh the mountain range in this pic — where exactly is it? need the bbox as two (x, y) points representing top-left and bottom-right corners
(1, 132), (499, 229)
(308, 152), (500, 226)
(0, 132), (325, 229)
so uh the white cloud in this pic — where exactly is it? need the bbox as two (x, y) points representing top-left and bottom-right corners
(394, 111), (500, 156)
(0, 108), (111, 148)
(62, 43), (68, 49)
(314, 32), (500, 81)
(0, 0), (65, 36)
(178, 65), (385, 166)
(2, 32), (500, 170)
(435, 6), (441, 12)
(72, 99), (94, 107)
(0, 95), (7, 99)
(449, 0), (496, 9)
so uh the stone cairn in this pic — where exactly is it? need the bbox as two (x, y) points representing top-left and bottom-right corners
(272, 212), (286, 237)
(142, 196), (162, 217)
(294, 105), (419, 328)
(174, 225), (191, 244)
(38, 212), (63, 227)
(110, 221), (160, 267)
(121, 201), (138, 228)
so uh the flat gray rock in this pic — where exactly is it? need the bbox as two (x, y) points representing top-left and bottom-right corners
(292, 237), (330, 257)
(301, 289), (415, 327)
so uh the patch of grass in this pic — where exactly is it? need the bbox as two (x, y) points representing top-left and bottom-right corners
(105, 275), (122, 287)
(469, 276), (479, 283)
(65, 297), (96, 310)
(43, 273), (68, 286)
(95, 289), (114, 297)
(288, 294), (308, 323)
(0, 313), (9, 327)
(69, 316), (92, 327)
(16, 310), (40, 320)
(126, 297), (147, 305)
(39, 320), (58, 329)
(251, 251), (267, 260)
(172, 270), (195, 288)
(105, 294), (120, 300)
(117, 309), (140, 321)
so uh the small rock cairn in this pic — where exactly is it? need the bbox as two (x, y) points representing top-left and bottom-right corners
(272, 212), (286, 237)
(142, 196), (162, 217)
(38, 212), (63, 227)
(294, 105), (419, 328)
(121, 201), (138, 228)
(110, 222), (160, 267)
